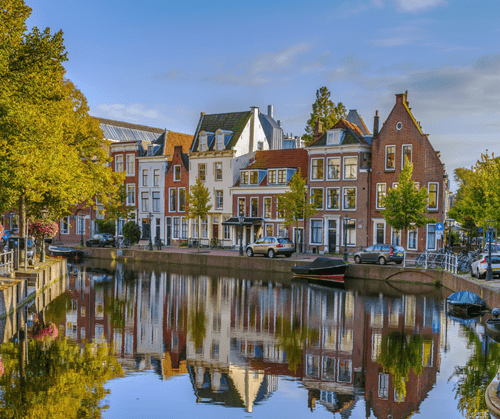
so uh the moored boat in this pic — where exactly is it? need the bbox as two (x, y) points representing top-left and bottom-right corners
(48, 245), (85, 259)
(447, 290), (486, 317)
(291, 258), (348, 284)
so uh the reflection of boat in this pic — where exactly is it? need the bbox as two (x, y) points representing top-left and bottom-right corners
(48, 245), (85, 259)
(291, 258), (347, 284)
(447, 291), (486, 316)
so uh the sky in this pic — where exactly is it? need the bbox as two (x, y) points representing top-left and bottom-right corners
(26, 0), (500, 191)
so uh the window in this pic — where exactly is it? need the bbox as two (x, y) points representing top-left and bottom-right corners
(141, 192), (149, 212)
(378, 373), (389, 398)
(266, 224), (273, 236)
(327, 157), (340, 180)
(311, 220), (323, 244)
(201, 218), (208, 238)
(179, 188), (186, 212)
(60, 217), (69, 234)
(276, 197), (284, 218)
(264, 197), (272, 218)
(392, 229), (401, 246)
(250, 171), (258, 185)
(278, 224), (287, 237)
(169, 189), (176, 212)
(77, 217), (85, 235)
(268, 170), (276, 184)
(338, 359), (352, 383)
(154, 169), (160, 186)
(215, 162), (222, 181)
(428, 183), (438, 210)
(343, 187), (356, 210)
(327, 130), (340, 145)
(181, 218), (188, 239)
(174, 165), (181, 181)
(427, 224), (436, 250)
(385, 146), (395, 170)
(402, 144), (412, 167)
(223, 216), (230, 240)
(198, 163), (206, 181)
(311, 188), (323, 210)
(126, 184), (135, 205)
(192, 218), (198, 238)
(376, 183), (386, 209)
(311, 158), (324, 180)
(278, 170), (286, 183)
(326, 188), (340, 210)
(216, 131), (224, 150)
(408, 228), (418, 250)
(345, 219), (356, 245)
(126, 154), (135, 175)
(240, 171), (248, 185)
(142, 169), (148, 186)
(115, 155), (123, 172)
(343, 157), (357, 180)
(215, 190), (223, 209)
(376, 222), (385, 244)
(199, 133), (207, 151)
(251, 197), (258, 217)
(238, 198), (245, 216)
(152, 192), (160, 212)
(173, 217), (179, 239)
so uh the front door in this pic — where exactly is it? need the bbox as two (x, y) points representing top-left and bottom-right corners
(166, 217), (171, 246)
(328, 220), (337, 253)
(142, 220), (150, 240)
(212, 224), (219, 242)
(376, 223), (384, 244)
(156, 219), (161, 245)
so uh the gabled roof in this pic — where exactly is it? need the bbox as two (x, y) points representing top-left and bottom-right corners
(140, 130), (193, 157)
(245, 148), (308, 179)
(98, 117), (164, 142)
(308, 119), (370, 147)
(346, 110), (370, 136)
(190, 111), (252, 152)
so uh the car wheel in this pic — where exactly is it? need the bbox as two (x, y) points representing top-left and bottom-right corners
(246, 248), (254, 257)
(99, 241), (105, 248)
(268, 249), (276, 259)
(396, 261), (402, 265)
(86, 243), (91, 247)
(285, 253), (292, 258)
(354, 255), (361, 264)
(379, 256), (386, 265)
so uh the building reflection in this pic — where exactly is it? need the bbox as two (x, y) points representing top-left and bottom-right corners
(62, 263), (446, 418)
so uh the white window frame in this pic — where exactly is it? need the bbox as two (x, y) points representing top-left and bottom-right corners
(214, 162), (222, 181)
(126, 184), (135, 205)
(169, 188), (176, 212)
(326, 130), (341, 145)
(264, 197), (272, 219)
(402, 144), (412, 168)
(277, 169), (286, 184)
(60, 217), (69, 234)
(216, 131), (224, 150)
(215, 190), (223, 210)
(173, 165), (181, 181)
(198, 163), (206, 181)
(344, 219), (356, 246)
(77, 217), (85, 235)
(267, 170), (276, 184)
(310, 187), (323, 210)
(250, 171), (259, 185)
(172, 217), (180, 239)
(250, 197), (258, 217)
(178, 188), (186, 212)
(238, 197), (246, 217)
(342, 187), (357, 211)
(407, 228), (418, 250)
(154, 169), (160, 187)
(115, 154), (123, 172)
(428, 182), (439, 210)
(311, 158), (324, 181)
(391, 228), (401, 246)
(199, 132), (207, 151)
(152, 191), (160, 213)
(142, 169), (148, 186)
(326, 187), (340, 210)
(343, 156), (357, 180)
(265, 224), (274, 236)
(385, 145), (395, 171)
(327, 157), (340, 180)
(240, 171), (248, 185)
(181, 218), (189, 240)
(310, 219), (323, 245)
(141, 192), (149, 212)
(126, 154), (135, 175)
(427, 224), (437, 251)
(376, 183), (386, 210)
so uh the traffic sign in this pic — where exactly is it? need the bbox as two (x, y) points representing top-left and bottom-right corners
(478, 227), (483, 234)
(436, 223), (444, 232)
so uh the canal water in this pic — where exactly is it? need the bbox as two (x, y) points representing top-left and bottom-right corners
(0, 259), (498, 419)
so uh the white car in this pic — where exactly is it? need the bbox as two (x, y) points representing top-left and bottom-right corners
(471, 252), (500, 279)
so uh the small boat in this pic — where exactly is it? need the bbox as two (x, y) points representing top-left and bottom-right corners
(48, 245), (85, 259)
(447, 290), (486, 317)
(291, 258), (348, 284)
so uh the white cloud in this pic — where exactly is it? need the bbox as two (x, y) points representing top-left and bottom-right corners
(249, 43), (313, 74)
(93, 103), (162, 121)
(202, 73), (271, 86)
(393, 0), (447, 13)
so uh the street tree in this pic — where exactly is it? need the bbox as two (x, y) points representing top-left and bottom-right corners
(303, 86), (347, 146)
(185, 177), (212, 251)
(277, 169), (317, 255)
(381, 161), (434, 245)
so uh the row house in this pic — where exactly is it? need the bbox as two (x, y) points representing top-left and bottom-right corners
(187, 106), (284, 246)
(229, 148), (308, 248)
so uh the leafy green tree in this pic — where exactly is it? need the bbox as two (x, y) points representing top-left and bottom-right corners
(303, 86), (347, 146)
(277, 169), (317, 255)
(185, 177), (212, 251)
(382, 162), (434, 246)
(122, 221), (141, 245)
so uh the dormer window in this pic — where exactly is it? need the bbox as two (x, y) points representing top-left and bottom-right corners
(216, 131), (224, 150)
(327, 130), (341, 145)
(250, 171), (258, 185)
(240, 171), (248, 185)
(199, 133), (207, 151)
(268, 170), (276, 184)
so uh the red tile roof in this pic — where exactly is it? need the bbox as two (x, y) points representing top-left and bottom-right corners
(245, 148), (309, 179)
(164, 131), (193, 157)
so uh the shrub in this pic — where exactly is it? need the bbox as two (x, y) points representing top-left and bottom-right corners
(122, 221), (141, 245)
(95, 219), (115, 235)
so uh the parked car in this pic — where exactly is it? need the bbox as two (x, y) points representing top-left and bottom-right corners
(6, 236), (35, 259)
(86, 233), (116, 248)
(245, 236), (295, 258)
(471, 252), (500, 279)
(1, 230), (12, 244)
(354, 244), (405, 265)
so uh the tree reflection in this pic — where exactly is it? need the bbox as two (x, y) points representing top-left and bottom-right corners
(377, 332), (423, 401)
(0, 337), (123, 418)
(276, 317), (310, 373)
(189, 309), (207, 353)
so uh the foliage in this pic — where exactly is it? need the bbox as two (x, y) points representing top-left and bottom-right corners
(28, 218), (59, 238)
(185, 177), (212, 250)
(303, 86), (347, 146)
(275, 317), (307, 373)
(95, 219), (115, 235)
(30, 315), (58, 342)
(382, 162), (434, 242)
(0, 223), (3, 240)
(122, 221), (141, 245)
(188, 309), (207, 352)
(103, 184), (135, 223)
(377, 332), (424, 401)
(277, 169), (317, 254)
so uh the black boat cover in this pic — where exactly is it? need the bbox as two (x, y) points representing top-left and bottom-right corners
(447, 290), (485, 307)
(292, 257), (346, 274)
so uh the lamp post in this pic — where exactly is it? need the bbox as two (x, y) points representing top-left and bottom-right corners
(77, 210), (85, 247)
(486, 220), (494, 281)
(9, 211), (14, 231)
(40, 207), (48, 263)
(343, 216), (350, 263)
(445, 218), (454, 252)
(239, 216), (244, 256)
(148, 213), (154, 251)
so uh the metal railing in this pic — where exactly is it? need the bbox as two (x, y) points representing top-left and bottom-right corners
(0, 250), (14, 276)
(405, 251), (458, 273)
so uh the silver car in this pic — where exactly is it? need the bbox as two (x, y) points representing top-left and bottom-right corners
(245, 236), (294, 258)
(471, 252), (500, 279)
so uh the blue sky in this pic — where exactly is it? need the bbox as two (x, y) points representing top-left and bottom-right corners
(27, 0), (500, 190)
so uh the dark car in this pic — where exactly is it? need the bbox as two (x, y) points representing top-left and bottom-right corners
(354, 244), (405, 265)
(245, 236), (295, 258)
(86, 233), (115, 248)
(1, 230), (12, 244)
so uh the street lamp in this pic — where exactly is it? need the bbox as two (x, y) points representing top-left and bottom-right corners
(445, 218), (454, 252)
(486, 219), (494, 281)
(76, 209), (85, 247)
(148, 213), (154, 251)
(343, 216), (350, 263)
(40, 207), (48, 263)
(239, 216), (245, 256)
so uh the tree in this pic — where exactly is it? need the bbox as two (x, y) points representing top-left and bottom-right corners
(382, 162), (434, 246)
(277, 169), (317, 255)
(185, 177), (212, 251)
(95, 219), (115, 235)
(122, 221), (141, 245)
(303, 87), (347, 146)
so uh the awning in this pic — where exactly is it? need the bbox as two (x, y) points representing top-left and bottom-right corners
(222, 217), (263, 226)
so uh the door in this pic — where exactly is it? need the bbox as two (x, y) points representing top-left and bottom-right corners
(212, 224), (219, 242)
(166, 217), (171, 246)
(141, 220), (150, 240)
(156, 219), (161, 245)
(328, 220), (337, 253)
(376, 223), (384, 244)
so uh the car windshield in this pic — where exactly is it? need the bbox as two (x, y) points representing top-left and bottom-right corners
(278, 238), (293, 244)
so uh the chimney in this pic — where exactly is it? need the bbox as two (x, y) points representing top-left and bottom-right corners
(373, 111), (379, 137)
(268, 105), (273, 118)
(314, 118), (323, 143)
(277, 119), (282, 127)
(250, 106), (259, 152)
